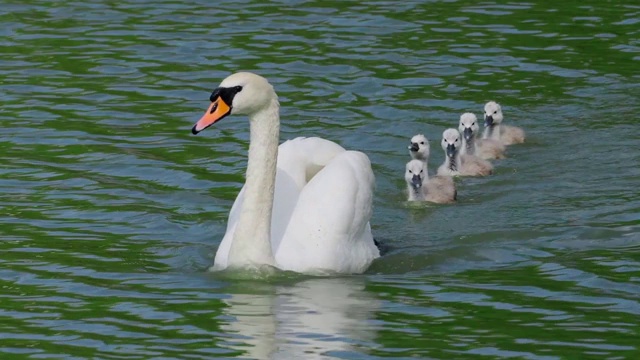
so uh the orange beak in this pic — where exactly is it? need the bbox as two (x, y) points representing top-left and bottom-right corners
(192, 97), (231, 134)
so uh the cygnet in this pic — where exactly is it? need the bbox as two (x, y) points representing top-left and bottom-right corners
(408, 134), (430, 161)
(437, 128), (493, 177)
(482, 101), (525, 145)
(405, 159), (456, 204)
(458, 112), (505, 160)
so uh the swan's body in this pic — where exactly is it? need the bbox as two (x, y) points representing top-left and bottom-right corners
(437, 128), (493, 177)
(408, 134), (430, 161)
(458, 112), (506, 160)
(405, 159), (456, 204)
(482, 101), (525, 145)
(192, 72), (379, 275)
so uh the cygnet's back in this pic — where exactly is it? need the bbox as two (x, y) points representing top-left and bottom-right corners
(424, 173), (456, 204)
(458, 112), (506, 160)
(461, 154), (493, 176)
(483, 101), (525, 145)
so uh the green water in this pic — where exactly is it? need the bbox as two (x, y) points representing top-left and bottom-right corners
(1, 0), (639, 358)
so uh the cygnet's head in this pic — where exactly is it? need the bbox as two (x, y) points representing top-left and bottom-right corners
(192, 72), (277, 134)
(405, 159), (427, 190)
(483, 101), (503, 127)
(441, 128), (461, 158)
(458, 112), (479, 142)
(408, 134), (430, 160)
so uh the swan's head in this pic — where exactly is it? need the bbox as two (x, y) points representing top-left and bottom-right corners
(405, 159), (427, 190)
(192, 72), (277, 134)
(458, 112), (479, 142)
(484, 101), (503, 127)
(408, 134), (430, 160)
(441, 128), (461, 158)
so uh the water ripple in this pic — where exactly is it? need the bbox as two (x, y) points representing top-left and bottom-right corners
(1, 0), (639, 358)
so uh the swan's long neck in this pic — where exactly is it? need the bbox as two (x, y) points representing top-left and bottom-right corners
(461, 135), (475, 155)
(407, 183), (425, 201)
(228, 98), (280, 268)
(483, 124), (500, 141)
(445, 151), (461, 173)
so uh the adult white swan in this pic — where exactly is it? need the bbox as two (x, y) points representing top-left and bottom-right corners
(192, 72), (380, 275)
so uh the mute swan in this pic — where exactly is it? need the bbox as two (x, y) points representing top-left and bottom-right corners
(482, 101), (525, 145)
(192, 72), (379, 274)
(437, 128), (493, 177)
(405, 159), (456, 204)
(408, 134), (430, 161)
(458, 112), (506, 160)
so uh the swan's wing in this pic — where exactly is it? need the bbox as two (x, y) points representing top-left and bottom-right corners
(275, 150), (379, 274)
(274, 137), (347, 184)
(211, 137), (346, 270)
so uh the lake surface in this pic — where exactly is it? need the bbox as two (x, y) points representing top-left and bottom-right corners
(1, 0), (639, 358)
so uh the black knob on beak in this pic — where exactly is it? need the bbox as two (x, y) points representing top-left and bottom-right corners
(446, 143), (456, 158)
(411, 174), (422, 188)
(463, 127), (473, 141)
(485, 115), (494, 127)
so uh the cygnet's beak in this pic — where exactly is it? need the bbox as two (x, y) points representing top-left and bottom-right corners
(446, 143), (456, 158)
(484, 115), (494, 127)
(409, 142), (419, 152)
(411, 174), (422, 189)
(192, 96), (232, 135)
(463, 127), (473, 141)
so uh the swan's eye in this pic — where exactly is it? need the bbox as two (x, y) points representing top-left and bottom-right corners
(234, 86), (243, 93)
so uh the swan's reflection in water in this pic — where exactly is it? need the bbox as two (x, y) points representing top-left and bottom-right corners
(221, 277), (378, 359)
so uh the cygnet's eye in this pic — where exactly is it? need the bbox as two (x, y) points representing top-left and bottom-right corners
(472, 122), (475, 126)
(408, 170), (413, 174)
(420, 141), (425, 145)
(493, 110), (497, 114)
(420, 170), (423, 174)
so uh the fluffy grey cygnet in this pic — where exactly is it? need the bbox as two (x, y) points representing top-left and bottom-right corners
(458, 112), (505, 160)
(405, 159), (456, 204)
(482, 101), (525, 146)
(437, 128), (493, 177)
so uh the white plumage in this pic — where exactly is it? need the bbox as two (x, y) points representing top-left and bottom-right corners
(193, 72), (379, 275)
